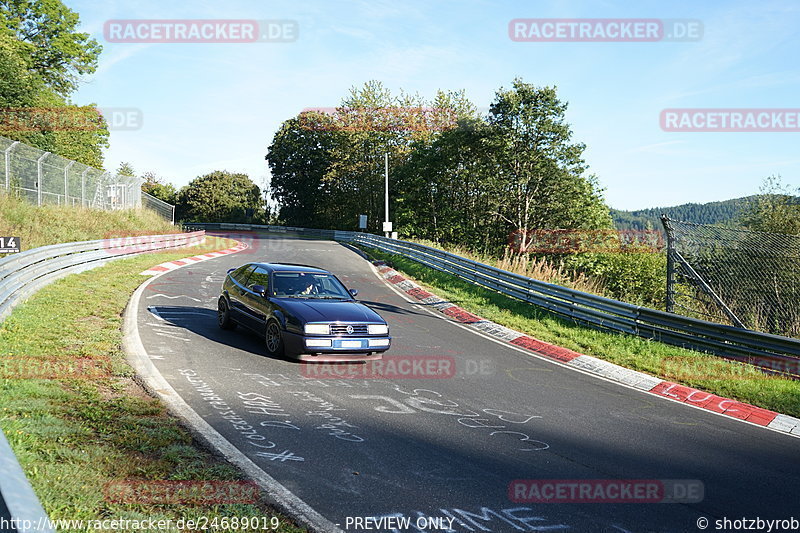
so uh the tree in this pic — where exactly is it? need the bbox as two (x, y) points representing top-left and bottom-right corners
(394, 115), (502, 248)
(265, 79), (609, 253)
(487, 79), (611, 253)
(0, 26), (41, 106)
(267, 80), (457, 231)
(741, 175), (800, 235)
(0, 0), (102, 96)
(0, 4), (108, 167)
(116, 161), (135, 176)
(141, 171), (178, 205)
(266, 117), (334, 227)
(176, 171), (266, 223)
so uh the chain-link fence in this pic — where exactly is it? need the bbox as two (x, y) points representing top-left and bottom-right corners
(662, 215), (800, 337)
(1, 134), (144, 210)
(142, 191), (175, 223)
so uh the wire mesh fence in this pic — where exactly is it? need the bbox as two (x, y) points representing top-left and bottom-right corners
(662, 216), (800, 337)
(142, 191), (175, 223)
(0, 134), (145, 210)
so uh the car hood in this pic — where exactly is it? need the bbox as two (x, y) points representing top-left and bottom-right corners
(276, 299), (385, 324)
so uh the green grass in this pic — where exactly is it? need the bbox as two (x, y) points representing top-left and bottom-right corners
(362, 247), (800, 418)
(0, 193), (179, 253)
(0, 241), (305, 533)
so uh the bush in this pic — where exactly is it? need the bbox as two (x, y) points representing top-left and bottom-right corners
(560, 251), (667, 308)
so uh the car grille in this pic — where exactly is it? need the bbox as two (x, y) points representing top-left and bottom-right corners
(330, 323), (370, 336)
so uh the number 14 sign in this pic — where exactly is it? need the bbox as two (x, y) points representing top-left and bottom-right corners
(0, 237), (20, 253)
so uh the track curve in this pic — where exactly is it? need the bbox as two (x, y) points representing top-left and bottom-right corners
(131, 234), (800, 533)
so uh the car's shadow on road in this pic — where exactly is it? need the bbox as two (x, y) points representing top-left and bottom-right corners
(146, 305), (290, 362)
(147, 305), (393, 367)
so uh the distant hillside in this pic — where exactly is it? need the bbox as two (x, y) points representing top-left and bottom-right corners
(611, 196), (756, 231)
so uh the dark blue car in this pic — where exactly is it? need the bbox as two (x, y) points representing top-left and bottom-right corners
(218, 262), (391, 361)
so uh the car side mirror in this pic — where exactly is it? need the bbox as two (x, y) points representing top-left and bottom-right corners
(252, 284), (267, 297)
(349, 288), (359, 298)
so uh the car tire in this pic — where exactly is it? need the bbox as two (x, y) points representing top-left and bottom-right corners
(217, 297), (237, 330)
(265, 319), (285, 357)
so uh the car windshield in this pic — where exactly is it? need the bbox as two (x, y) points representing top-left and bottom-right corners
(271, 272), (351, 299)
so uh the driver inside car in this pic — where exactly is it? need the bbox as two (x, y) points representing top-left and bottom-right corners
(294, 275), (317, 295)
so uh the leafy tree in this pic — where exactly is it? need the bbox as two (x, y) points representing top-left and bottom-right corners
(116, 161), (135, 176)
(0, 25), (40, 106)
(266, 117), (335, 227)
(319, 81), (428, 232)
(394, 115), (502, 249)
(141, 171), (178, 205)
(741, 175), (800, 235)
(0, 3), (108, 167)
(0, 0), (102, 96)
(487, 79), (611, 253)
(176, 171), (266, 223)
(268, 80), (459, 231)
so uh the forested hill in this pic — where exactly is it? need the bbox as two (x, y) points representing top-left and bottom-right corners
(611, 196), (755, 230)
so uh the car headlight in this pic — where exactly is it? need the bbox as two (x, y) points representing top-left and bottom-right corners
(304, 323), (330, 335)
(367, 324), (389, 335)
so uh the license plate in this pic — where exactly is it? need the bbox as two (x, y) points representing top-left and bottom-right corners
(340, 340), (363, 348)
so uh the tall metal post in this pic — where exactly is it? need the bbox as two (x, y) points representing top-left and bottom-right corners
(64, 161), (75, 206)
(4, 141), (19, 192)
(36, 152), (50, 206)
(384, 152), (389, 238)
(661, 215), (676, 313)
(81, 169), (89, 207)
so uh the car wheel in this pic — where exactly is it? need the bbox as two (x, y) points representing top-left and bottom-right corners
(217, 297), (237, 330)
(265, 320), (285, 357)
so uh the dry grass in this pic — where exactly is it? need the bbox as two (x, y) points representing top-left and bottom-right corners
(409, 238), (606, 295)
(0, 193), (179, 253)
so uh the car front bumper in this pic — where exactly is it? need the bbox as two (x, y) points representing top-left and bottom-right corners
(283, 331), (391, 361)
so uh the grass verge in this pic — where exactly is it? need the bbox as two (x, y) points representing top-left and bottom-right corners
(361, 246), (800, 418)
(0, 193), (179, 253)
(0, 238), (304, 533)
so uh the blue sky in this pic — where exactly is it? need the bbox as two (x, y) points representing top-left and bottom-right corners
(70, 0), (800, 210)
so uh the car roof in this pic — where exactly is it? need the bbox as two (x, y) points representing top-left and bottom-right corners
(251, 262), (330, 274)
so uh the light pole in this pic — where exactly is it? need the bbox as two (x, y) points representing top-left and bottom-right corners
(383, 152), (390, 237)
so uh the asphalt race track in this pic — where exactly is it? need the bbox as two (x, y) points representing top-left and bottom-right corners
(132, 233), (800, 533)
(0, 496), (14, 533)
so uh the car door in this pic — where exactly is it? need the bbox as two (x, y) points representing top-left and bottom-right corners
(240, 265), (272, 333)
(228, 264), (255, 321)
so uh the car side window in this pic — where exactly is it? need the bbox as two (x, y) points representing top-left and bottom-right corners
(247, 266), (270, 292)
(232, 264), (255, 285)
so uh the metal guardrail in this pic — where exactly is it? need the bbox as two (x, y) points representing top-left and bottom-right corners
(186, 222), (800, 377)
(0, 230), (205, 530)
(351, 233), (800, 377)
(0, 231), (205, 321)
